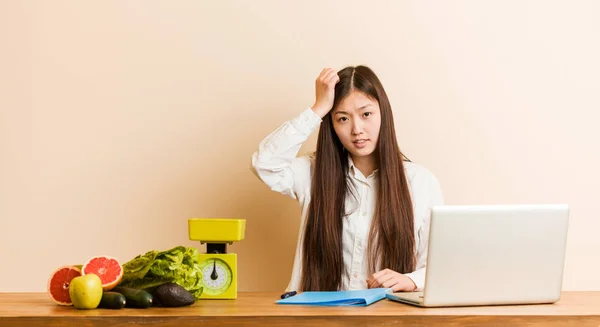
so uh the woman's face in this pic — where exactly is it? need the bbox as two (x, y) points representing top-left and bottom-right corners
(331, 90), (381, 159)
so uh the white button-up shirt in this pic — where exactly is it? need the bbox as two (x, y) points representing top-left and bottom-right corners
(251, 108), (444, 292)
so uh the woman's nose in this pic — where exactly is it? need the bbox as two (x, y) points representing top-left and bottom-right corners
(351, 120), (363, 135)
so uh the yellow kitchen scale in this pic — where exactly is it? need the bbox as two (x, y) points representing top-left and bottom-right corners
(188, 218), (246, 299)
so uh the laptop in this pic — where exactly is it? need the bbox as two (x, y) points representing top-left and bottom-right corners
(386, 204), (570, 307)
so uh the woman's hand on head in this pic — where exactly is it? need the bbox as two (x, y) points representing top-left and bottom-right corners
(311, 68), (340, 118)
(366, 269), (417, 292)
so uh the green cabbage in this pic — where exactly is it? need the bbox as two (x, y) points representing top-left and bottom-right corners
(119, 246), (203, 299)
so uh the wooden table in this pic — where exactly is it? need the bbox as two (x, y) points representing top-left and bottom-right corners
(1, 292), (599, 326)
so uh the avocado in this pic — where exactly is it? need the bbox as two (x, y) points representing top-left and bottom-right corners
(154, 283), (195, 307)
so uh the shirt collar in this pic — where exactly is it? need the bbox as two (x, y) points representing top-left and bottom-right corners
(347, 154), (378, 180)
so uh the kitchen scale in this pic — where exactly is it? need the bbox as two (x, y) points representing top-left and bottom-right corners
(188, 218), (246, 299)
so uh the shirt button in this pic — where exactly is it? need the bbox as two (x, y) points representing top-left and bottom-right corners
(353, 273), (358, 278)
(357, 241), (362, 247)
(361, 212), (366, 217)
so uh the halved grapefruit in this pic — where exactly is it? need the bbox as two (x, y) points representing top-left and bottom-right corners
(47, 265), (82, 305)
(81, 256), (123, 291)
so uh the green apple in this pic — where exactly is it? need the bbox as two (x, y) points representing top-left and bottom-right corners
(69, 274), (103, 309)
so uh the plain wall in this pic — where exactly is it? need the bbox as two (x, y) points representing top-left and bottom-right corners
(1, 0), (599, 292)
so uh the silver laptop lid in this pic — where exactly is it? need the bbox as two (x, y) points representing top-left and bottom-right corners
(423, 204), (569, 307)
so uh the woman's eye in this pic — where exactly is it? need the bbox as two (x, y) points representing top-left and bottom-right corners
(338, 117), (348, 122)
(363, 112), (372, 117)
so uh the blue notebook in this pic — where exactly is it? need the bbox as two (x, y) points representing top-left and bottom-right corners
(276, 288), (391, 306)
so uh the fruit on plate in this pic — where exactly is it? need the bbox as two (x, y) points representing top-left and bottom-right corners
(81, 256), (123, 291)
(69, 274), (103, 309)
(47, 266), (82, 305)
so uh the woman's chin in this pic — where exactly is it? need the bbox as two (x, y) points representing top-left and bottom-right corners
(348, 147), (376, 158)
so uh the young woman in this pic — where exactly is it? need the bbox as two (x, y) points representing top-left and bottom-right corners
(251, 66), (444, 293)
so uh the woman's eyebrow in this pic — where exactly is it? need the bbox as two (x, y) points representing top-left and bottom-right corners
(334, 105), (372, 115)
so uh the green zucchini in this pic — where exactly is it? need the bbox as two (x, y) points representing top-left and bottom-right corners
(98, 292), (126, 309)
(112, 286), (153, 308)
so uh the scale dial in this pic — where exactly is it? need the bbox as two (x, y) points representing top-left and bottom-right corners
(198, 258), (233, 296)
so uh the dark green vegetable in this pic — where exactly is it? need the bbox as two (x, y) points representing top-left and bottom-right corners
(98, 292), (126, 309)
(154, 282), (195, 307)
(112, 286), (153, 308)
(118, 246), (204, 300)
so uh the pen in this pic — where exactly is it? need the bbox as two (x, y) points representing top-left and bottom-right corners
(280, 291), (297, 299)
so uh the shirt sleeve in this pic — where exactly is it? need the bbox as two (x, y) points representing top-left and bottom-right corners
(404, 171), (444, 291)
(250, 108), (322, 201)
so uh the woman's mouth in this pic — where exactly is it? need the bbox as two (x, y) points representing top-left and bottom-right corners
(352, 139), (369, 148)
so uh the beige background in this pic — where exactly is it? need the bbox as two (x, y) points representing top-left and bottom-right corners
(1, 1), (599, 292)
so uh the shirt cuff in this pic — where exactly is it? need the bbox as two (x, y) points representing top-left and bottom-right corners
(404, 269), (425, 291)
(289, 108), (322, 136)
